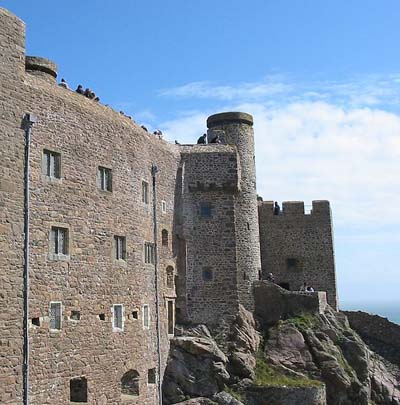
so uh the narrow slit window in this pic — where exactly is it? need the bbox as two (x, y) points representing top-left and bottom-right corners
(113, 304), (124, 331)
(142, 181), (149, 204)
(49, 302), (62, 330)
(143, 304), (150, 328)
(161, 229), (168, 247)
(114, 236), (127, 261)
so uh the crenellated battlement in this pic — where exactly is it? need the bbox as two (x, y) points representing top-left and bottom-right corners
(259, 200), (331, 217)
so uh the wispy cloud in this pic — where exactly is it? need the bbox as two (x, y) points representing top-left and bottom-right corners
(159, 77), (292, 101)
(159, 74), (400, 111)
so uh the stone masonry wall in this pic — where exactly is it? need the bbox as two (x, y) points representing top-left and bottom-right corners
(207, 114), (262, 313)
(179, 145), (240, 325)
(258, 200), (338, 310)
(0, 8), (26, 404)
(0, 8), (180, 403)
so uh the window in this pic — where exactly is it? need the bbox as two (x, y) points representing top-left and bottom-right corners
(200, 202), (213, 218)
(50, 227), (68, 255)
(166, 266), (174, 288)
(143, 304), (150, 328)
(70, 377), (88, 403)
(98, 166), (112, 191)
(161, 229), (168, 247)
(31, 317), (40, 327)
(202, 268), (213, 282)
(50, 302), (62, 330)
(131, 311), (138, 320)
(98, 313), (105, 321)
(42, 149), (61, 179)
(144, 242), (155, 264)
(161, 200), (167, 213)
(286, 258), (300, 270)
(70, 310), (80, 321)
(121, 370), (139, 396)
(114, 236), (127, 261)
(142, 181), (149, 204)
(113, 304), (124, 331)
(167, 300), (174, 335)
(148, 368), (156, 384)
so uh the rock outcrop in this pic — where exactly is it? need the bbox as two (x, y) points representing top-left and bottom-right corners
(163, 303), (400, 404)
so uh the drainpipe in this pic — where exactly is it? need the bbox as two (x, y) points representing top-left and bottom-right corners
(151, 164), (163, 405)
(21, 113), (37, 405)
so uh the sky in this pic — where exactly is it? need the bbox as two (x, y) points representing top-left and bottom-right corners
(2, 1), (399, 317)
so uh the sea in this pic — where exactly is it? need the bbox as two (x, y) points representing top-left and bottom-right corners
(340, 301), (400, 325)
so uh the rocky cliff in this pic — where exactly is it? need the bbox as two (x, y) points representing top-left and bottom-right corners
(163, 285), (400, 405)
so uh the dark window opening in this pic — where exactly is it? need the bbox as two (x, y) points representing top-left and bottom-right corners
(98, 313), (105, 321)
(200, 202), (213, 218)
(70, 311), (80, 321)
(132, 311), (138, 320)
(202, 268), (213, 282)
(142, 181), (149, 204)
(121, 370), (140, 396)
(148, 368), (156, 384)
(161, 229), (169, 247)
(278, 282), (290, 291)
(247, 222), (250, 230)
(32, 317), (40, 327)
(70, 377), (88, 402)
(166, 266), (174, 288)
(167, 300), (174, 335)
(286, 258), (299, 270)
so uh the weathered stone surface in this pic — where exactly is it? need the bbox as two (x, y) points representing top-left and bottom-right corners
(163, 336), (229, 404)
(263, 308), (400, 405)
(258, 199), (338, 309)
(213, 391), (244, 404)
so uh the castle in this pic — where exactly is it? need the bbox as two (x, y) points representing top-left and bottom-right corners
(0, 8), (337, 404)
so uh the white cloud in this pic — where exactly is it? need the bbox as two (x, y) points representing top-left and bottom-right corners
(160, 100), (400, 229)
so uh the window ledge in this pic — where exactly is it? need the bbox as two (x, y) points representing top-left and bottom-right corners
(48, 253), (70, 261)
(99, 189), (113, 194)
(112, 328), (124, 333)
(114, 259), (127, 267)
(42, 175), (62, 184)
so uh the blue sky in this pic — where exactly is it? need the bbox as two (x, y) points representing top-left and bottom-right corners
(2, 1), (400, 316)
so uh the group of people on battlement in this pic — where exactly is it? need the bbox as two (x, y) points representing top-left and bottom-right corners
(266, 272), (315, 293)
(197, 133), (221, 144)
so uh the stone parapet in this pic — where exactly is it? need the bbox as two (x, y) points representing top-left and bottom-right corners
(254, 281), (328, 326)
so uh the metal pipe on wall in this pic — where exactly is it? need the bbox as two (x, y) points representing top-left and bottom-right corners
(21, 113), (37, 405)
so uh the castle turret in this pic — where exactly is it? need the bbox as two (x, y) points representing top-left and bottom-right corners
(207, 112), (262, 311)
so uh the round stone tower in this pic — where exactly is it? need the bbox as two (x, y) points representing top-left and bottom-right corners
(207, 112), (262, 311)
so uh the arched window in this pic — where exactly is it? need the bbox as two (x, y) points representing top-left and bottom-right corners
(121, 370), (140, 396)
(162, 229), (168, 247)
(166, 266), (174, 288)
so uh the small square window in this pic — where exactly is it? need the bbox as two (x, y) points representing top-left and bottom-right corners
(31, 317), (40, 327)
(142, 181), (149, 204)
(98, 166), (112, 191)
(202, 268), (213, 282)
(200, 203), (213, 218)
(287, 258), (299, 270)
(70, 377), (87, 403)
(70, 310), (80, 321)
(50, 227), (68, 255)
(144, 242), (155, 264)
(161, 200), (167, 213)
(49, 302), (62, 330)
(98, 313), (105, 321)
(42, 149), (61, 179)
(131, 311), (138, 320)
(114, 236), (127, 261)
(148, 368), (156, 384)
(143, 304), (150, 328)
(113, 304), (124, 331)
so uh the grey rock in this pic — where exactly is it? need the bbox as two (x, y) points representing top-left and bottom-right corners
(213, 391), (244, 404)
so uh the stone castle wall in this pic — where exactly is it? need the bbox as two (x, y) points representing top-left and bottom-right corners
(0, 8), (26, 404)
(258, 200), (338, 309)
(0, 7), (180, 403)
(178, 145), (240, 325)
